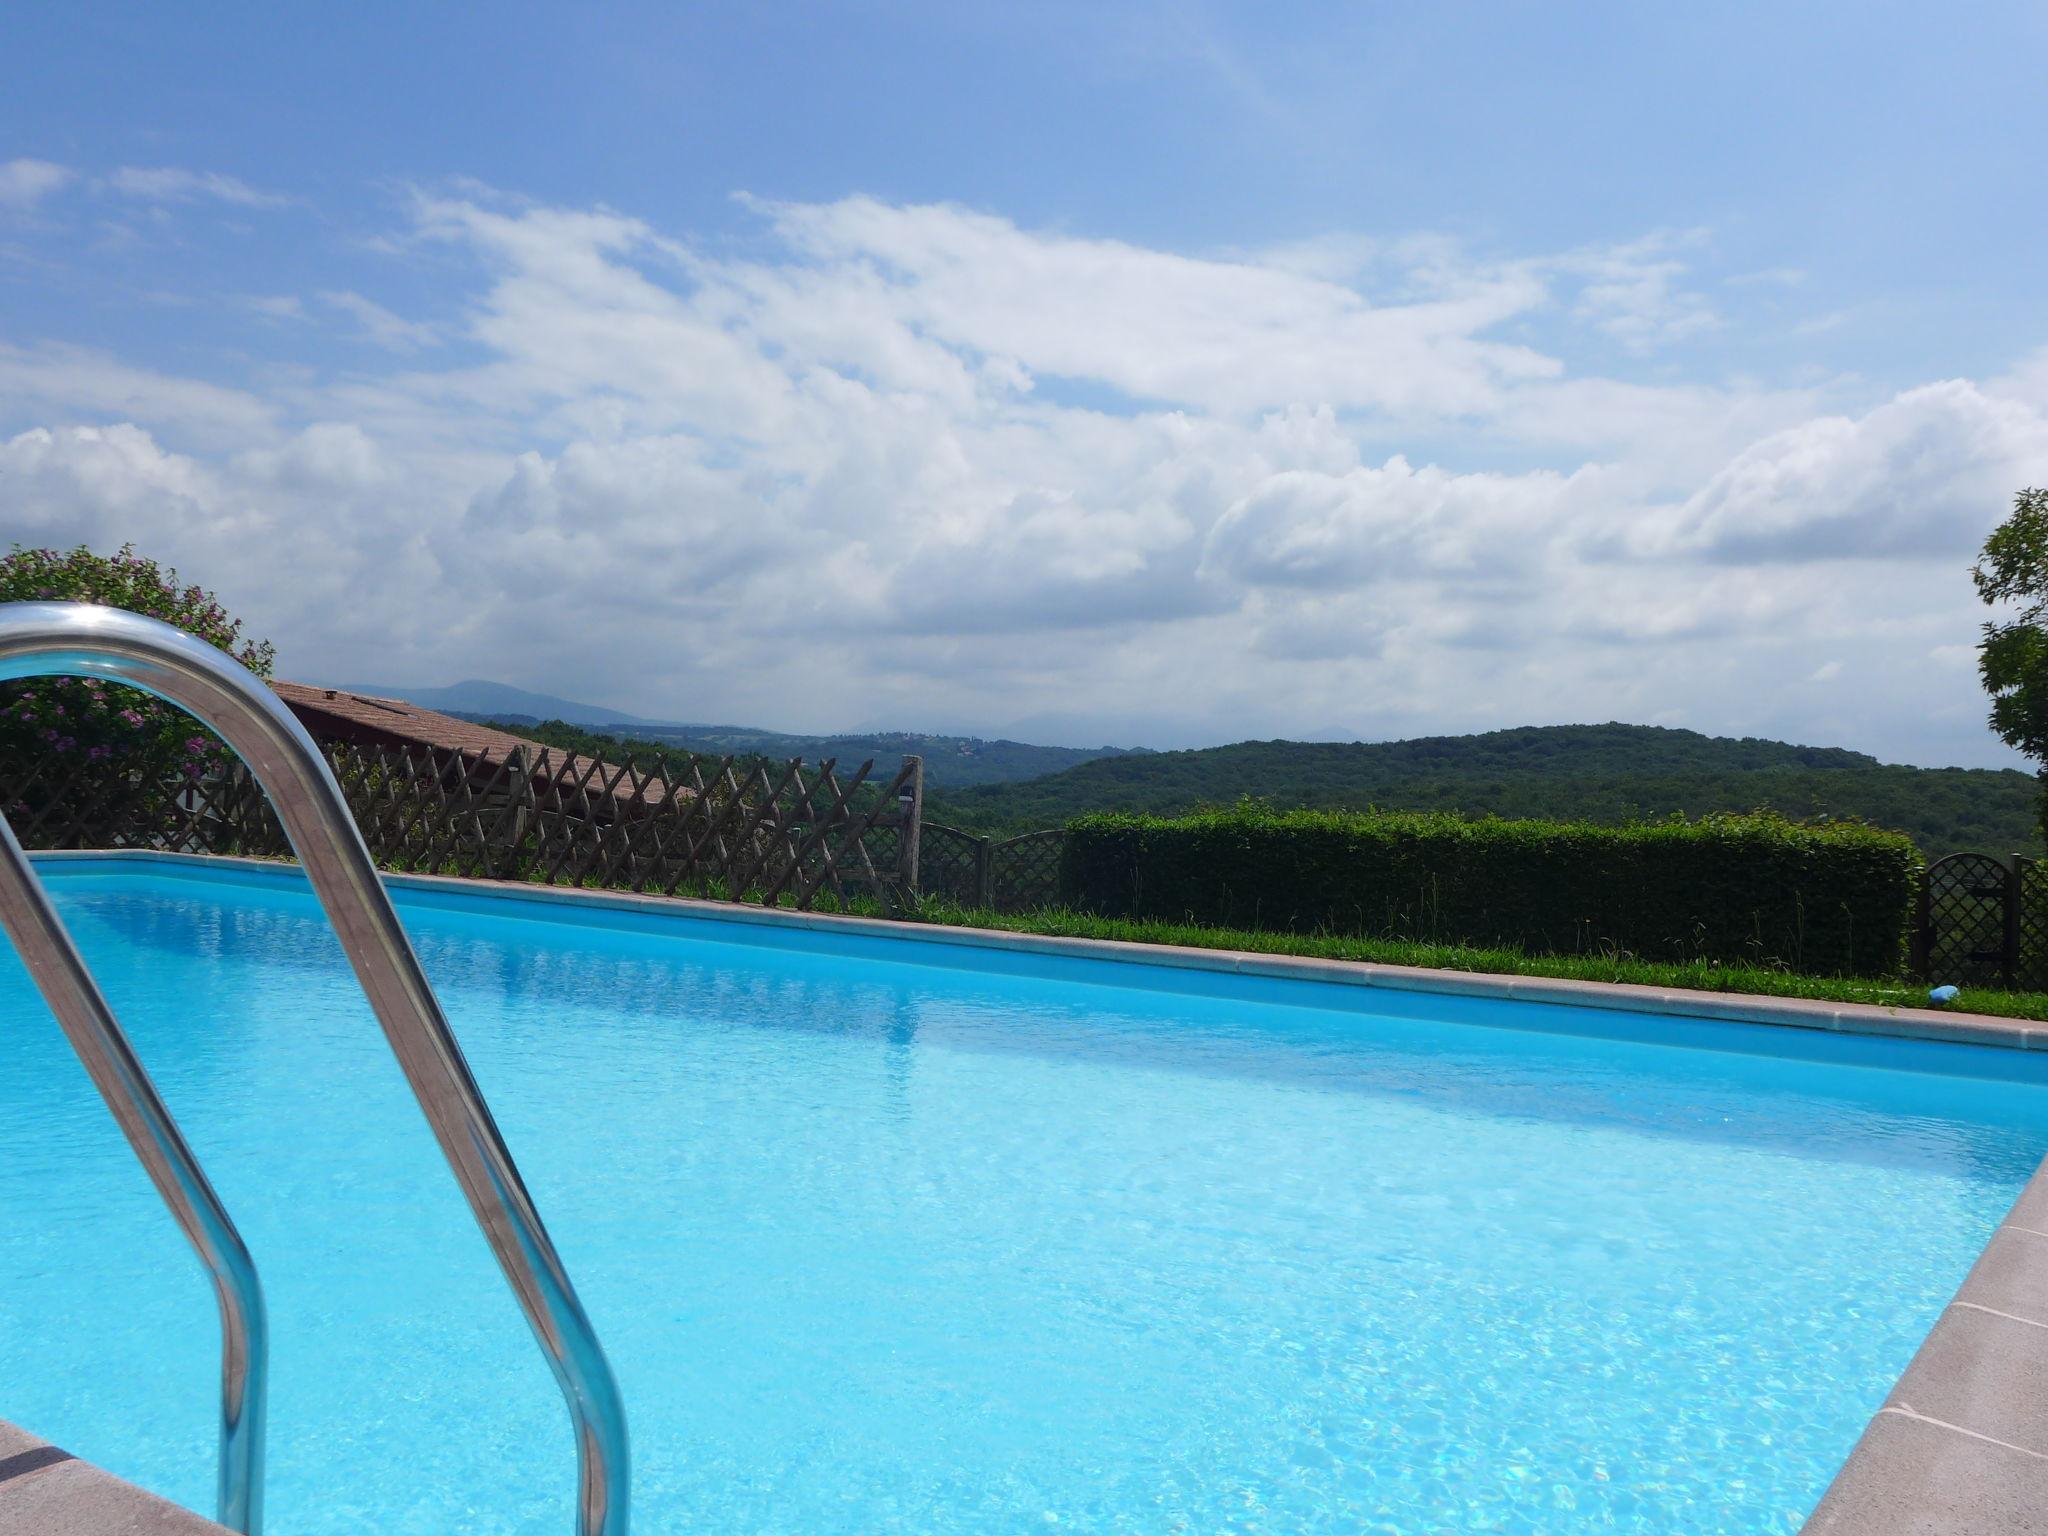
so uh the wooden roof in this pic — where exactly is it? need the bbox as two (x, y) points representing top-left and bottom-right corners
(270, 680), (540, 759)
(270, 679), (688, 814)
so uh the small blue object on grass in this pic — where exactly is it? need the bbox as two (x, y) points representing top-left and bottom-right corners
(1930, 984), (1961, 1006)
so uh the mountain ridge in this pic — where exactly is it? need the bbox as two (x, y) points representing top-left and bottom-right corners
(922, 722), (2043, 854)
(333, 687), (2041, 853)
(445, 712), (1153, 791)
(336, 679), (666, 727)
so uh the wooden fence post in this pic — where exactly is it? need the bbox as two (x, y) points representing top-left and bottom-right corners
(897, 755), (923, 897)
(1909, 864), (1931, 979)
(504, 747), (531, 853)
(2007, 854), (2025, 990)
(975, 836), (993, 908)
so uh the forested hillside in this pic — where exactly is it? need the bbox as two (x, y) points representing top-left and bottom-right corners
(923, 724), (2043, 855)
(463, 716), (2039, 856)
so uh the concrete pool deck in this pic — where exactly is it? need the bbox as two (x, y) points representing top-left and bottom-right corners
(1805, 1156), (2048, 1532)
(0, 1420), (226, 1534)
(19, 848), (2048, 1531)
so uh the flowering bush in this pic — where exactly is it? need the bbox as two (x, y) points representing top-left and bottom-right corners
(0, 544), (274, 790)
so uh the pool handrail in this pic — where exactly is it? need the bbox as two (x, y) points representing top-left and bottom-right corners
(0, 602), (630, 1536)
(0, 814), (268, 1530)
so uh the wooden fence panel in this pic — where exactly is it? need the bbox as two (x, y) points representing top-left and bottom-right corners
(915, 821), (1066, 913)
(918, 822), (987, 905)
(0, 740), (927, 915)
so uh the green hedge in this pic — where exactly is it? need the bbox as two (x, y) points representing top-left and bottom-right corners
(1058, 804), (1919, 976)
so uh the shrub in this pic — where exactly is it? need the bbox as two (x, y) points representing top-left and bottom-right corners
(0, 544), (273, 834)
(1058, 802), (1919, 976)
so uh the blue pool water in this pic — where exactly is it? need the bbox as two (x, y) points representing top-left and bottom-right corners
(0, 860), (2043, 1534)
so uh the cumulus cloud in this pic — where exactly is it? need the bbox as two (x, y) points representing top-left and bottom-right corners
(0, 418), (443, 654)
(0, 184), (2039, 766)
(748, 195), (1559, 417)
(0, 343), (277, 449)
(0, 159), (72, 211)
(1203, 459), (1589, 589)
(0, 424), (218, 541)
(1662, 381), (2048, 561)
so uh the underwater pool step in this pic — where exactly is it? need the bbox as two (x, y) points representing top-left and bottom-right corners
(0, 1420), (227, 1535)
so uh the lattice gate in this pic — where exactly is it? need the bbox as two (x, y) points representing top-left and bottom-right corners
(1920, 852), (2027, 988)
(916, 822), (1066, 912)
(990, 830), (1064, 911)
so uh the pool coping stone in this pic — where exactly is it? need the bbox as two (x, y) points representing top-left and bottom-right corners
(0, 1419), (228, 1534)
(1802, 1154), (2048, 1533)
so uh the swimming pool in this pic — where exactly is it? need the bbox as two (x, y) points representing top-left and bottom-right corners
(0, 857), (2041, 1534)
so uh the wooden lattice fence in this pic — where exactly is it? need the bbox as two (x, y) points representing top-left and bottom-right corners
(43, 733), (2048, 967)
(917, 821), (1066, 913)
(3, 740), (928, 915)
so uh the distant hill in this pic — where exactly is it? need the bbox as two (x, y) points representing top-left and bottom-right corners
(453, 714), (1152, 791)
(923, 723), (2043, 855)
(336, 679), (1148, 789)
(340, 679), (664, 728)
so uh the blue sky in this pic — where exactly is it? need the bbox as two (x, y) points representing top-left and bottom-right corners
(2, 2), (2046, 763)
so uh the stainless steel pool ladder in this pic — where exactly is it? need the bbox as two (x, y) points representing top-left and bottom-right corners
(0, 603), (629, 1536)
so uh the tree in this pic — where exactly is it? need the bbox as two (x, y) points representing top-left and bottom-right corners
(1974, 488), (2048, 839)
(0, 544), (274, 795)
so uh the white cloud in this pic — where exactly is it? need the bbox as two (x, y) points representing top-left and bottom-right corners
(0, 184), (2039, 768)
(107, 167), (288, 208)
(1203, 458), (1587, 589)
(245, 294), (306, 320)
(1556, 230), (1720, 353)
(0, 159), (72, 211)
(0, 343), (278, 449)
(317, 291), (439, 351)
(0, 424), (218, 540)
(1727, 267), (1808, 289)
(0, 420), (446, 655)
(1661, 380), (2048, 561)
(747, 195), (1559, 417)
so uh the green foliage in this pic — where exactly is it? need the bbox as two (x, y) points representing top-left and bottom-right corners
(1059, 802), (1919, 976)
(0, 544), (273, 791)
(926, 722), (2038, 854)
(1975, 487), (2048, 844)
(907, 900), (2048, 1021)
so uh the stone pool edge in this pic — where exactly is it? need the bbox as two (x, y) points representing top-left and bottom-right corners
(35, 846), (2042, 1051)
(0, 1418), (227, 1533)
(1801, 1152), (2048, 1532)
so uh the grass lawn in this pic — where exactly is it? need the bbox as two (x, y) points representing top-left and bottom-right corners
(901, 899), (2048, 1024)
